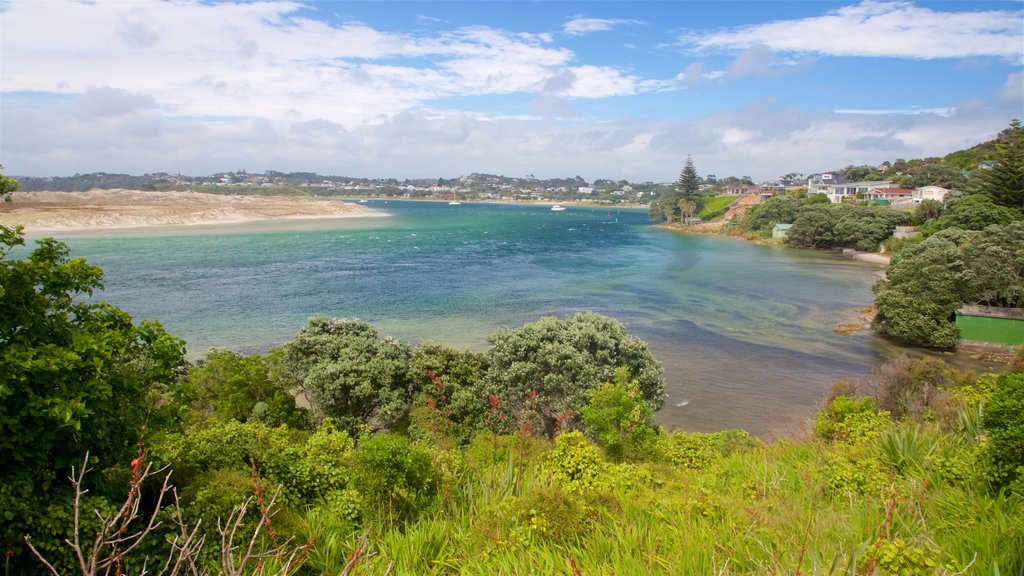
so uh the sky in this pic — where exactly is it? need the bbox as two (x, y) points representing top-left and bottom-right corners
(1, 1), (1022, 183)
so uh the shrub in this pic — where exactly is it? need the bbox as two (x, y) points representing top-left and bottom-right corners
(277, 317), (417, 434)
(547, 431), (605, 492)
(409, 342), (490, 445)
(483, 312), (664, 437)
(581, 367), (658, 462)
(823, 453), (889, 497)
(981, 373), (1024, 491)
(185, 349), (308, 429)
(354, 434), (438, 525)
(868, 356), (959, 422)
(870, 538), (948, 576)
(1008, 344), (1024, 374)
(814, 396), (890, 444)
(656, 431), (717, 469)
(507, 486), (596, 546)
(877, 425), (936, 475)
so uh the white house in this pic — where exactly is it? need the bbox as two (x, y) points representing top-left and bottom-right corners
(864, 187), (915, 204)
(913, 185), (950, 203)
(578, 186), (594, 194)
(807, 173), (901, 203)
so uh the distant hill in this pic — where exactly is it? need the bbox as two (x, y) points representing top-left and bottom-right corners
(827, 123), (1020, 190)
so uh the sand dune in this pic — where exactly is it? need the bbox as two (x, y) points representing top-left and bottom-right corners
(0, 189), (382, 232)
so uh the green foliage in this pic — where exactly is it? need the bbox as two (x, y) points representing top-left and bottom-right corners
(581, 367), (658, 462)
(868, 356), (958, 421)
(483, 312), (664, 437)
(870, 538), (946, 576)
(814, 396), (890, 444)
(0, 228), (186, 568)
(675, 156), (702, 204)
(156, 418), (354, 508)
(696, 195), (738, 220)
(655, 429), (758, 470)
(914, 198), (944, 224)
(787, 203), (908, 252)
(873, 236), (966, 348)
(969, 119), (1024, 211)
(744, 196), (799, 233)
(877, 425), (936, 475)
(408, 342), (489, 445)
(354, 434), (438, 525)
(981, 373), (1024, 492)
(823, 452), (889, 497)
(547, 431), (605, 492)
(185, 348), (308, 428)
(958, 220), (1024, 308)
(505, 485), (597, 547)
(874, 221), (1024, 346)
(0, 168), (17, 205)
(831, 205), (909, 251)
(277, 316), (416, 433)
(930, 194), (1020, 232)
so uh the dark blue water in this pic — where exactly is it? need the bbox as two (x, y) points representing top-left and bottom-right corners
(44, 200), (898, 436)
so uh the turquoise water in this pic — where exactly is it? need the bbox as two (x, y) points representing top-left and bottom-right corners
(45, 200), (898, 436)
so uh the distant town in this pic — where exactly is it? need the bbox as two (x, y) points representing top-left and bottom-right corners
(11, 153), (983, 207)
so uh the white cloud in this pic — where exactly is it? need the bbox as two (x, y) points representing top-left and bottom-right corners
(4, 88), (1013, 183)
(0, 0), (593, 130)
(563, 16), (643, 36)
(835, 107), (954, 117)
(998, 72), (1024, 109)
(684, 0), (1024, 62)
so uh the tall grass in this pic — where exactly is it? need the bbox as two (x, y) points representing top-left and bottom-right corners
(290, 424), (1021, 575)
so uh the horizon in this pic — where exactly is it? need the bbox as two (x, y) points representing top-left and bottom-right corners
(1, 0), (1021, 182)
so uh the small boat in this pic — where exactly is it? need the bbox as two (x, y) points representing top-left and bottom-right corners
(551, 205), (566, 211)
(448, 201), (462, 205)
(358, 199), (368, 203)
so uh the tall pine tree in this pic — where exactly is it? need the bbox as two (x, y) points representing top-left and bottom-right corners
(676, 156), (702, 203)
(971, 119), (1024, 211)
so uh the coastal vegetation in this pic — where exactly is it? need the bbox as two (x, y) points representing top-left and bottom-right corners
(0, 120), (1021, 572)
(730, 122), (1024, 350)
(2, 217), (1024, 574)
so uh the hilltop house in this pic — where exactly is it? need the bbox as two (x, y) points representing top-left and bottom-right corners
(913, 185), (950, 203)
(807, 173), (895, 203)
(864, 187), (915, 205)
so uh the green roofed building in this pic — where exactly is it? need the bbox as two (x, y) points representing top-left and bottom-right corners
(772, 223), (793, 239)
(956, 305), (1024, 346)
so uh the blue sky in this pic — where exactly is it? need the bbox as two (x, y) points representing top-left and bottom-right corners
(1, 0), (1021, 182)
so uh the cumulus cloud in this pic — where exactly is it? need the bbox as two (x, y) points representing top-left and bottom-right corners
(0, 0), (1018, 183)
(4, 86), (1011, 183)
(73, 86), (158, 118)
(563, 16), (643, 36)
(997, 72), (1024, 109)
(846, 135), (907, 152)
(684, 0), (1023, 62)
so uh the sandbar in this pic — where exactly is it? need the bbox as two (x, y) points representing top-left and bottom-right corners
(0, 190), (384, 233)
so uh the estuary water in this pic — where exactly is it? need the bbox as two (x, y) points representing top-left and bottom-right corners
(48, 200), (905, 437)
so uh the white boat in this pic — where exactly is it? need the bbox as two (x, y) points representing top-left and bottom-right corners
(551, 205), (566, 211)
(358, 199), (368, 203)
(448, 201), (462, 205)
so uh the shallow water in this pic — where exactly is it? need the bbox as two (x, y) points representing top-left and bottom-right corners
(36, 200), (973, 436)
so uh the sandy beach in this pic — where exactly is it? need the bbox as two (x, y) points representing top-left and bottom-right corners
(0, 190), (383, 232)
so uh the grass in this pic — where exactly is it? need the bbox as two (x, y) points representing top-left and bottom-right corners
(295, 424), (1023, 575)
(698, 195), (740, 219)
